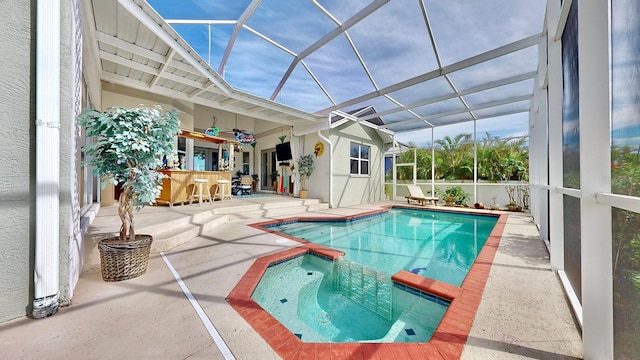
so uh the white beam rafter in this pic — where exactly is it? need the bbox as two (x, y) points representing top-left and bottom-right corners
(150, 48), (175, 87)
(99, 50), (160, 76)
(96, 31), (166, 63)
(102, 71), (312, 125)
(117, 0), (231, 95)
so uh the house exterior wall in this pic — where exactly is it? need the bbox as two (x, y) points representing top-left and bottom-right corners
(0, 0), (35, 323)
(58, 0), (78, 305)
(101, 89), (194, 129)
(299, 132), (328, 201)
(329, 123), (384, 208)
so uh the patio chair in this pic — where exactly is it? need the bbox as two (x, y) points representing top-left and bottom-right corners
(237, 176), (252, 195)
(405, 184), (439, 206)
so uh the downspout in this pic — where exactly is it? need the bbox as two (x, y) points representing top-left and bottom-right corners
(317, 125), (333, 208)
(33, 0), (61, 318)
(473, 119), (478, 204)
(431, 127), (435, 196)
(392, 135), (396, 201)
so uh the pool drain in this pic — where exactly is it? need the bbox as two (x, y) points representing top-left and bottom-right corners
(316, 311), (332, 324)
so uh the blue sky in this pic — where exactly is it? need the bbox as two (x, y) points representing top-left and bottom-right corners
(147, 0), (546, 146)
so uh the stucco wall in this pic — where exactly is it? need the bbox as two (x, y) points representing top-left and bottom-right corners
(300, 132), (329, 202)
(330, 123), (384, 207)
(0, 0), (34, 322)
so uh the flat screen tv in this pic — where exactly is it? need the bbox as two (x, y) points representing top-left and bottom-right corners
(276, 142), (292, 161)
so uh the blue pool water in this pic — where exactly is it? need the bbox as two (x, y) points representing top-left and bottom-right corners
(271, 208), (498, 286)
(251, 254), (450, 343)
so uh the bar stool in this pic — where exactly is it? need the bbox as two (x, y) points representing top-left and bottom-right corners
(189, 179), (212, 206)
(214, 179), (232, 201)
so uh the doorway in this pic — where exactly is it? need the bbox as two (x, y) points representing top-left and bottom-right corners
(261, 149), (277, 190)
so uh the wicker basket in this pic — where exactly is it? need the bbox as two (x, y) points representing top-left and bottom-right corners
(98, 235), (153, 282)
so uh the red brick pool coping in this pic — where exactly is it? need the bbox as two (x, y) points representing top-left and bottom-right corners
(226, 208), (508, 359)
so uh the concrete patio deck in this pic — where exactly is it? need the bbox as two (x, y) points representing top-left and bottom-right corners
(0, 196), (582, 359)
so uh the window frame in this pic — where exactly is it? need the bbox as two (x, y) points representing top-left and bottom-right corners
(349, 142), (370, 176)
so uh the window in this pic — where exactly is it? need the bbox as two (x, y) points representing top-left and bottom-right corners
(350, 143), (370, 175)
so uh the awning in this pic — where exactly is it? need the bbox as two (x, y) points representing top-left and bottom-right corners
(180, 129), (238, 144)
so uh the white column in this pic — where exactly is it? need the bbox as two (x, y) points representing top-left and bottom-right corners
(547, 0), (565, 272)
(33, 0), (61, 318)
(579, 0), (613, 358)
(185, 138), (194, 170)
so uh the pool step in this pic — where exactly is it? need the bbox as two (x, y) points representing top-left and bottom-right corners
(147, 199), (328, 252)
(148, 213), (231, 253)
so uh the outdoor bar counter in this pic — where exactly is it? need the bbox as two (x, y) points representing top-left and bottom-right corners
(156, 169), (232, 206)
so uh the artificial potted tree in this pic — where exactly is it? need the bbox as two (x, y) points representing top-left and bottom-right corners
(79, 106), (181, 282)
(297, 154), (314, 199)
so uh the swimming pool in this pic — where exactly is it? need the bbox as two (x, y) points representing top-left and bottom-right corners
(251, 253), (450, 343)
(270, 208), (498, 286)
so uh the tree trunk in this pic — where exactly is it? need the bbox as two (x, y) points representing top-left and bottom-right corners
(117, 186), (135, 241)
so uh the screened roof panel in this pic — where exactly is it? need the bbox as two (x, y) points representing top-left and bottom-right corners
(246, 0), (336, 55)
(88, 0), (545, 142)
(224, 28), (296, 100)
(388, 122), (434, 134)
(304, 34), (377, 105)
(341, 96), (402, 115)
(387, 76), (454, 106)
(347, 0), (440, 89)
(476, 113), (530, 138)
(412, 98), (467, 118)
(426, 0), (545, 66)
(380, 111), (421, 125)
(314, 1), (371, 24)
(277, 63), (335, 112)
(152, 0), (250, 21)
(429, 113), (475, 127)
(472, 100), (531, 119)
(462, 79), (534, 107)
(447, 46), (539, 90)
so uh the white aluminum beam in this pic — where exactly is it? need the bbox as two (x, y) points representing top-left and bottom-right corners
(383, 94), (531, 129)
(218, 0), (261, 74)
(317, 33), (541, 115)
(578, 0), (613, 357)
(391, 109), (529, 133)
(359, 71), (537, 123)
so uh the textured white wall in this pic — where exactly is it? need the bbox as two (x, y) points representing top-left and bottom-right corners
(0, 0), (34, 322)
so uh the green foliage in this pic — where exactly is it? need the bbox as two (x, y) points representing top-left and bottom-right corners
(297, 154), (315, 190)
(443, 186), (471, 205)
(79, 106), (181, 240)
(392, 132), (528, 182)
